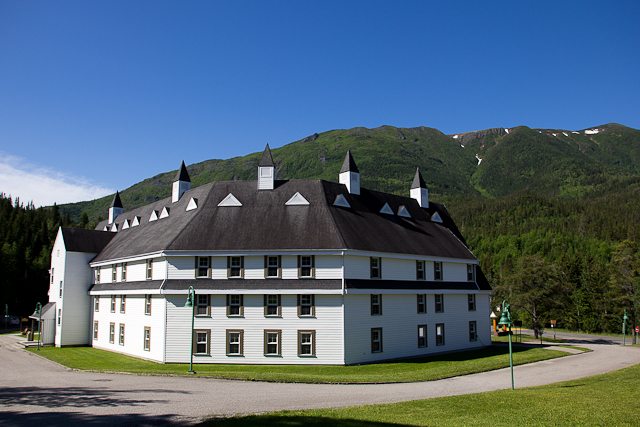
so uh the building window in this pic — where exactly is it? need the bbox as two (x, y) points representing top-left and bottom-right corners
(59, 281), (63, 298)
(435, 294), (444, 313)
(228, 256), (244, 278)
(122, 263), (127, 282)
(119, 324), (125, 345)
(146, 259), (153, 279)
(370, 257), (381, 279)
(109, 323), (115, 343)
(196, 294), (210, 316)
(417, 294), (426, 313)
(112, 266), (117, 282)
(144, 327), (151, 351)
(193, 330), (210, 355)
(93, 321), (98, 341)
(371, 294), (382, 315)
(418, 324), (427, 348)
(264, 330), (282, 356)
(110, 295), (116, 313)
(467, 264), (475, 281)
(468, 294), (476, 311)
(57, 309), (61, 325)
(265, 256), (281, 278)
(227, 295), (244, 316)
(371, 328), (382, 353)
(436, 323), (445, 346)
(469, 321), (477, 342)
(264, 295), (281, 316)
(298, 295), (315, 317)
(416, 261), (425, 280)
(96, 267), (101, 283)
(434, 262), (443, 280)
(145, 295), (151, 315)
(298, 255), (314, 278)
(298, 330), (315, 356)
(51, 268), (54, 284)
(94, 296), (99, 312)
(227, 330), (243, 356)
(197, 256), (210, 278)
(120, 295), (126, 313)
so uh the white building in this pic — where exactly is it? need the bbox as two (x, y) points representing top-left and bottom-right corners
(48, 147), (492, 364)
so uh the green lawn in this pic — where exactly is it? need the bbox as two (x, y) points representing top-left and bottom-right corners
(27, 345), (569, 383)
(491, 334), (562, 343)
(205, 362), (640, 426)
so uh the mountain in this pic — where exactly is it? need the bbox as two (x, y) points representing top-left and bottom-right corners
(61, 123), (640, 222)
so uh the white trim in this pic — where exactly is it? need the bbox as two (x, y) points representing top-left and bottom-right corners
(218, 193), (242, 207)
(90, 252), (164, 267)
(132, 216), (140, 227)
(122, 219), (130, 230)
(149, 210), (159, 222)
(285, 192), (310, 206)
(110, 223), (118, 232)
(344, 289), (493, 295)
(89, 290), (164, 296)
(160, 289), (343, 296)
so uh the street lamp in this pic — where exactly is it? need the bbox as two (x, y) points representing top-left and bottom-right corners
(497, 300), (514, 390)
(622, 309), (629, 346)
(184, 286), (196, 374)
(34, 302), (42, 351)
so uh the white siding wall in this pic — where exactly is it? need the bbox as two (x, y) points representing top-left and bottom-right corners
(168, 256), (196, 279)
(152, 258), (166, 280)
(59, 251), (98, 346)
(243, 256), (264, 279)
(92, 295), (166, 362)
(315, 255), (342, 279)
(281, 255), (297, 279)
(344, 293), (489, 364)
(443, 262), (468, 282)
(382, 258), (415, 281)
(164, 293), (344, 364)
(127, 260), (147, 282)
(50, 230), (65, 346)
(211, 256), (227, 279)
(344, 255), (370, 279)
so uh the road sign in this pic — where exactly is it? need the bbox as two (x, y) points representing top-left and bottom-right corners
(635, 326), (639, 333)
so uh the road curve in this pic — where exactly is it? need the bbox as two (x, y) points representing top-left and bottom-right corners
(1, 334), (639, 426)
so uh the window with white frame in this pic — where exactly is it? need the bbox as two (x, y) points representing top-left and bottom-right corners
(416, 260), (425, 280)
(228, 256), (244, 278)
(144, 327), (151, 351)
(469, 321), (477, 342)
(119, 324), (125, 345)
(417, 294), (426, 313)
(121, 263), (127, 281)
(109, 323), (115, 343)
(94, 296), (99, 312)
(196, 294), (210, 316)
(298, 255), (314, 278)
(194, 330), (210, 355)
(227, 330), (243, 356)
(370, 257), (381, 279)
(112, 266), (117, 282)
(265, 256), (280, 278)
(468, 294), (476, 311)
(96, 267), (101, 283)
(51, 268), (54, 284)
(418, 324), (427, 348)
(58, 309), (61, 325)
(371, 294), (382, 315)
(145, 295), (151, 315)
(264, 330), (281, 356)
(59, 281), (63, 298)
(146, 259), (153, 279)
(93, 321), (98, 341)
(467, 264), (475, 281)
(120, 295), (126, 313)
(197, 256), (210, 278)
(298, 330), (315, 356)
(227, 295), (243, 316)
(371, 328), (382, 353)
(435, 294), (444, 313)
(264, 295), (281, 316)
(436, 323), (445, 346)
(298, 295), (314, 317)
(434, 262), (443, 280)
(110, 295), (116, 312)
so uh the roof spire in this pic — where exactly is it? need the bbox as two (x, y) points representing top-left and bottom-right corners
(411, 167), (427, 189)
(258, 144), (275, 190)
(410, 167), (428, 208)
(172, 161), (192, 203)
(108, 191), (123, 224)
(174, 160), (191, 183)
(111, 191), (123, 208)
(259, 144), (275, 167)
(340, 150), (359, 173)
(339, 150), (360, 195)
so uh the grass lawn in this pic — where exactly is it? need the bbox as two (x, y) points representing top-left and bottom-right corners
(491, 334), (562, 343)
(205, 362), (640, 426)
(27, 345), (569, 383)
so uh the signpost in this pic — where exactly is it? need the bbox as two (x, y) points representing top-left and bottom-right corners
(551, 320), (556, 340)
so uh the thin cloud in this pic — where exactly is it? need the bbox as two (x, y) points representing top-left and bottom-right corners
(0, 153), (114, 208)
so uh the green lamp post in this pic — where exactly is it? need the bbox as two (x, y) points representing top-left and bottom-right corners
(622, 309), (629, 346)
(184, 286), (196, 374)
(34, 302), (42, 351)
(497, 300), (514, 390)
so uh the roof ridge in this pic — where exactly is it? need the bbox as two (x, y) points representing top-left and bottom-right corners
(319, 181), (348, 249)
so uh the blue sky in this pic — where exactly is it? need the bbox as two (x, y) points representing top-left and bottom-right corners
(1, 1), (638, 207)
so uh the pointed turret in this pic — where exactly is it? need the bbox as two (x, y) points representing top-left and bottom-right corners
(339, 150), (360, 195)
(258, 144), (275, 190)
(410, 168), (429, 208)
(108, 191), (123, 224)
(172, 161), (191, 203)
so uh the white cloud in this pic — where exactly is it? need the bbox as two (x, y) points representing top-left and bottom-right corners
(0, 153), (114, 208)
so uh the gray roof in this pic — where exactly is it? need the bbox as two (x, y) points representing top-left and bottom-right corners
(30, 301), (56, 319)
(339, 150), (359, 173)
(258, 144), (275, 167)
(89, 280), (164, 292)
(61, 227), (115, 253)
(111, 191), (123, 208)
(411, 168), (427, 189)
(163, 279), (341, 291)
(174, 161), (191, 182)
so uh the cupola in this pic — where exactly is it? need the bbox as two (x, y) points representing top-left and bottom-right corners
(339, 150), (360, 195)
(410, 167), (428, 208)
(172, 161), (191, 203)
(108, 191), (123, 225)
(258, 144), (275, 190)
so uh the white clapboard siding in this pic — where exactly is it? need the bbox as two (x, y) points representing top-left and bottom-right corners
(281, 255), (298, 279)
(243, 256), (265, 279)
(167, 256), (196, 279)
(59, 251), (98, 346)
(210, 256), (226, 279)
(165, 294), (199, 363)
(343, 293), (489, 364)
(443, 262), (468, 282)
(50, 229), (66, 347)
(152, 258), (166, 280)
(381, 258), (415, 281)
(315, 256), (342, 279)
(344, 255), (371, 279)
(92, 295), (166, 362)
(126, 260), (147, 282)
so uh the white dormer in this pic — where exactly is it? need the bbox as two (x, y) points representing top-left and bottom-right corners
(333, 194), (351, 208)
(397, 205), (411, 218)
(218, 193), (242, 207)
(122, 219), (130, 229)
(186, 197), (198, 211)
(258, 144), (275, 190)
(160, 207), (170, 219)
(431, 211), (443, 223)
(379, 203), (394, 215)
(172, 161), (191, 203)
(149, 210), (159, 222)
(132, 216), (140, 227)
(110, 223), (118, 232)
(339, 150), (360, 195)
(285, 192), (310, 206)
(410, 168), (429, 208)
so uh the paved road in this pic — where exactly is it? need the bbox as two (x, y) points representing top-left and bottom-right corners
(518, 328), (633, 345)
(1, 333), (639, 427)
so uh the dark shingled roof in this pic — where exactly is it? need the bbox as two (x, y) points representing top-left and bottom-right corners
(89, 280), (164, 292)
(411, 168), (427, 189)
(339, 150), (359, 173)
(111, 191), (123, 208)
(163, 279), (341, 291)
(61, 227), (116, 254)
(30, 301), (56, 318)
(258, 144), (275, 167)
(346, 279), (480, 291)
(174, 160), (191, 182)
